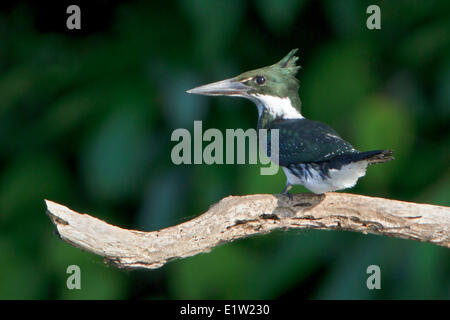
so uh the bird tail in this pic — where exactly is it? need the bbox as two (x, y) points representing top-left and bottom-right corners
(358, 150), (394, 165)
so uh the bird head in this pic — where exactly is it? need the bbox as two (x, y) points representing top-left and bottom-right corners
(187, 49), (302, 119)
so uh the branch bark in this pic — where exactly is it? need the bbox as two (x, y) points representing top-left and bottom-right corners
(45, 193), (450, 270)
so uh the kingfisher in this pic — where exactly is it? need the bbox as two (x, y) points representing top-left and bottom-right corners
(187, 49), (393, 196)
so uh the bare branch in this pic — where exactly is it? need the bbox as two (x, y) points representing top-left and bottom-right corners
(45, 193), (450, 270)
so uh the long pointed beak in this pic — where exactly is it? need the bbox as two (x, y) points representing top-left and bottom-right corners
(186, 78), (250, 96)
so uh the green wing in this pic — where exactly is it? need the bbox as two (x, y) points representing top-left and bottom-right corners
(264, 119), (357, 166)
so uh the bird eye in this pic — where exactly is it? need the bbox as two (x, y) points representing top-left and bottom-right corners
(255, 76), (266, 85)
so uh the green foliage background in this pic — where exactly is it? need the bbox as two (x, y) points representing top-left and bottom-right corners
(0, 0), (449, 299)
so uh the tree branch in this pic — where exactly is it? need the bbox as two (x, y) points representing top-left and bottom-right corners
(45, 193), (450, 270)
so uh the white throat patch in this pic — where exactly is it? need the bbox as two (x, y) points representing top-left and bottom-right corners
(253, 94), (303, 119)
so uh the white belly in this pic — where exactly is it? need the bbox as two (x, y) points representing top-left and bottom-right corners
(282, 161), (368, 194)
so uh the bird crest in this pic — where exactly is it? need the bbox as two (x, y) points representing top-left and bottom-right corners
(275, 48), (301, 76)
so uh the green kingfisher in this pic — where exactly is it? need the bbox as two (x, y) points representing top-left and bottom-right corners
(187, 49), (393, 195)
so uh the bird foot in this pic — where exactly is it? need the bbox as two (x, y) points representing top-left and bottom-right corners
(281, 184), (293, 200)
(284, 192), (293, 200)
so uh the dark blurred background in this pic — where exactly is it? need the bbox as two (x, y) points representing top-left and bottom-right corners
(0, 0), (449, 299)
